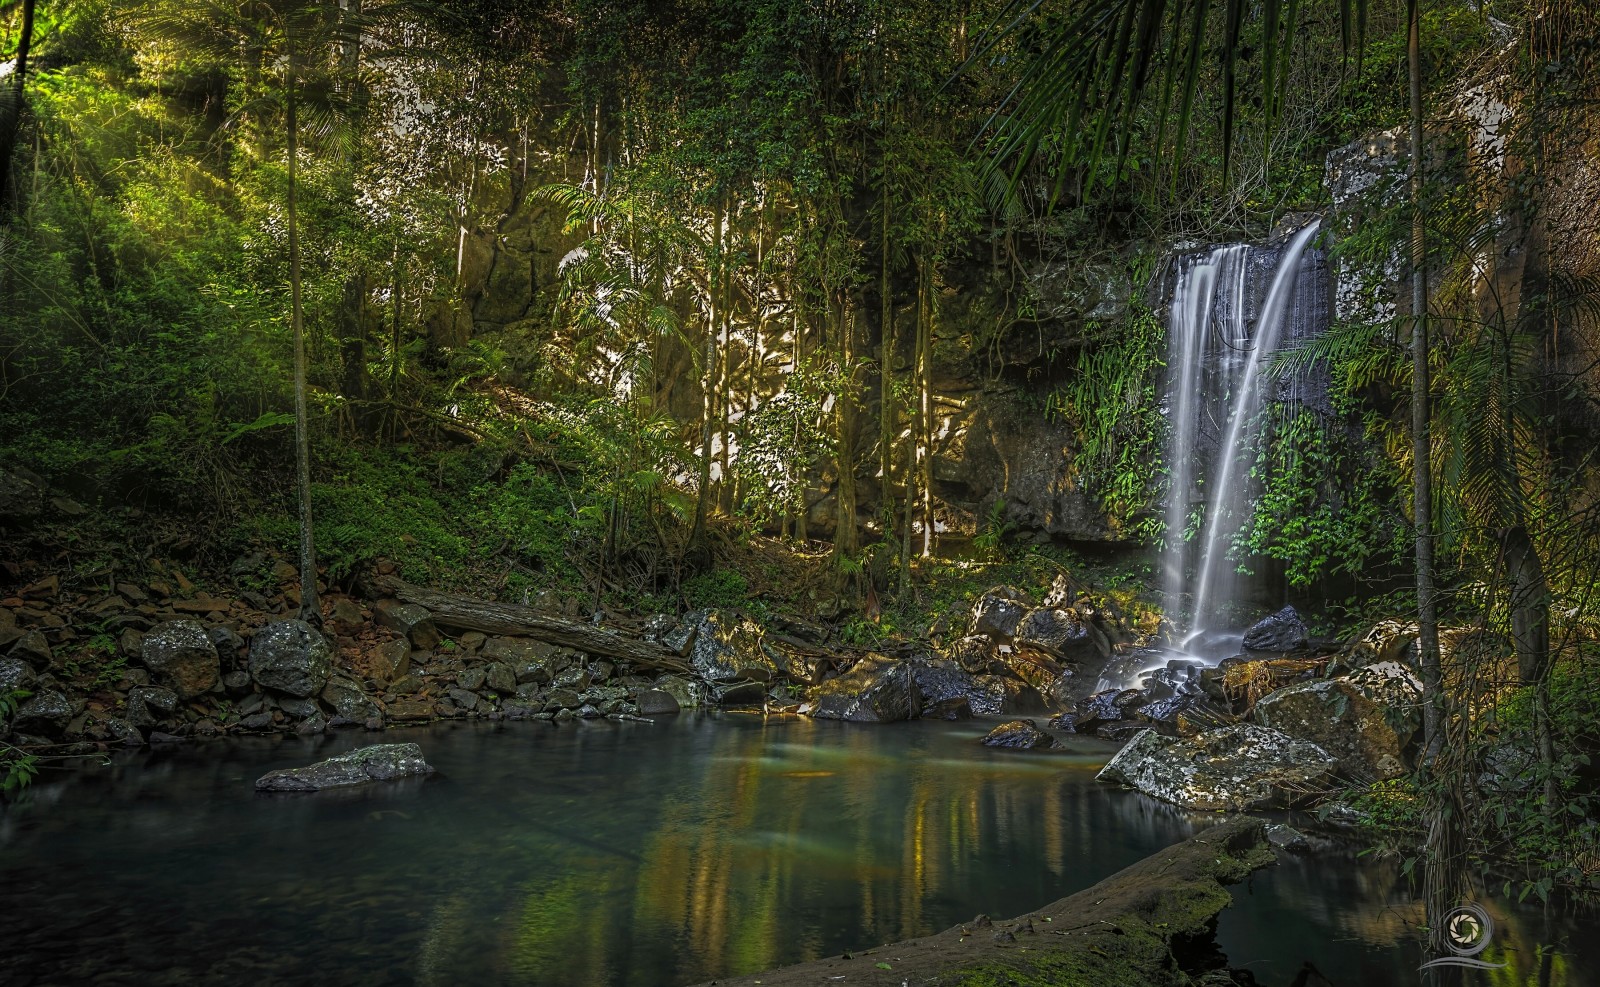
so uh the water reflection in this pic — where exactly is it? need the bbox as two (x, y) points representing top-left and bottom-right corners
(0, 715), (1594, 987)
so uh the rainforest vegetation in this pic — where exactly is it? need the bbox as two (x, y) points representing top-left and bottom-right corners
(2, 0), (1599, 983)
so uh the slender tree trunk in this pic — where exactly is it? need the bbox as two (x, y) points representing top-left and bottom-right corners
(0, 0), (38, 218)
(878, 178), (895, 519)
(919, 256), (936, 557)
(835, 292), (860, 565)
(389, 237), (403, 441)
(688, 197), (725, 561)
(337, 0), (374, 436)
(286, 31), (321, 627)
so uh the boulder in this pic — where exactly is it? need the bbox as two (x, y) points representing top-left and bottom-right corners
(482, 637), (554, 664)
(924, 697), (972, 720)
(713, 680), (767, 706)
(386, 698), (434, 723)
(0, 656), (35, 695)
(248, 620), (332, 698)
(106, 717), (143, 746)
(634, 688), (680, 716)
(125, 685), (179, 727)
(987, 648), (1071, 704)
(1253, 662), (1420, 781)
(971, 588), (1031, 640)
(14, 689), (74, 733)
(982, 719), (1057, 750)
(254, 743), (435, 792)
(1242, 606), (1310, 652)
(141, 620), (221, 699)
(373, 638), (411, 683)
(373, 601), (441, 649)
(1096, 724), (1337, 810)
(1014, 608), (1105, 662)
(484, 662), (517, 695)
(543, 688), (582, 710)
(651, 674), (702, 710)
(677, 610), (782, 683)
(277, 697), (321, 721)
(328, 598), (365, 636)
(321, 679), (383, 723)
(943, 634), (994, 673)
(456, 667), (487, 692)
(10, 630), (52, 670)
(1343, 619), (1418, 668)
(805, 658), (917, 723)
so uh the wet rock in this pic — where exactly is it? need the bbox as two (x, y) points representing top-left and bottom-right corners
(1046, 711), (1077, 732)
(483, 636), (555, 665)
(255, 743), (435, 792)
(577, 703), (602, 718)
(943, 634), (995, 673)
(447, 688), (480, 712)
(514, 658), (553, 686)
(1266, 823), (1311, 853)
(982, 719), (1057, 749)
(237, 711), (275, 731)
(106, 717), (143, 746)
(971, 588), (1031, 640)
(987, 648), (1071, 704)
(118, 628), (146, 660)
(297, 715), (328, 736)
(141, 620), (221, 699)
(248, 620), (332, 698)
(1014, 608), (1104, 662)
(373, 638), (412, 683)
(551, 665), (591, 690)
(714, 680), (768, 706)
(634, 688), (680, 716)
(543, 688), (582, 710)
(590, 659), (614, 682)
(10, 629), (52, 670)
(149, 731), (185, 744)
(125, 685), (179, 727)
(1096, 724), (1338, 810)
(651, 674), (702, 710)
(388, 673), (422, 694)
(322, 679), (383, 722)
(456, 668), (487, 692)
(924, 697), (972, 720)
(277, 697), (321, 721)
(1242, 606), (1310, 652)
(0, 656), (35, 695)
(641, 613), (677, 641)
(485, 662), (517, 695)
(971, 674), (1049, 715)
(15, 689), (73, 732)
(805, 658), (917, 723)
(1253, 662), (1420, 781)
(373, 601), (441, 649)
(678, 610), (782, 682)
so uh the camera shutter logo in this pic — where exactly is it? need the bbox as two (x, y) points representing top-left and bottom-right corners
(1419, 902), (1506, 971)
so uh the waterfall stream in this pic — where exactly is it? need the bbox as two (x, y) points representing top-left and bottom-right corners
(1161, 221), (1324, 651)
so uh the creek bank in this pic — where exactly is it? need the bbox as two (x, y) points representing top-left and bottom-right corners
(693, 816), (1275, 987)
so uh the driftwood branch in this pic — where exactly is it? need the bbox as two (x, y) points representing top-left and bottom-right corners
(367, 576), (691, 674)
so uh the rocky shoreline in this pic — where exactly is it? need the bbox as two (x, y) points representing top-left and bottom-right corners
(2, 552), (1489, 820)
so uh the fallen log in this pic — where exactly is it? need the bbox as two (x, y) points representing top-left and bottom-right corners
(696, 815), (1275, 987)
(366, 576), (691, 674)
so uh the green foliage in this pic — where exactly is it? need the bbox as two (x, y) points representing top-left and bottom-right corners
(1, 690), (40, 795)
(682, 569), (751, 610)
(1046, 304), (1166, 541)
(1236, 407), (1405, 587)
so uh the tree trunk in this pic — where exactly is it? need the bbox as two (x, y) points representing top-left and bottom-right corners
(0, 0), (38, 218)
(286, 30), (321, 628)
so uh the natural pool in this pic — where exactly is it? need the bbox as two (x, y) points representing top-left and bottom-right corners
(1, 715), (1594, 986)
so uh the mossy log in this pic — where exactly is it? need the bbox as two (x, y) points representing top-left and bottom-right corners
(699, 815), (1274, 987)
(366, 576), (691, 674)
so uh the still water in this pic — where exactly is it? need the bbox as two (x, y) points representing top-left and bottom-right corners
(0, 715), (1594, 986)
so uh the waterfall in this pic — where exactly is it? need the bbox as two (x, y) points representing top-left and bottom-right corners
(1161, 221), (1324, 647)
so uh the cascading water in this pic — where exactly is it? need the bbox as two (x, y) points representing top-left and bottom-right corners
(1161, 221), (1324, 654)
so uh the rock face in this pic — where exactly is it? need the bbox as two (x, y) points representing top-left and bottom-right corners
(674, 610), (782, 683)
(255, 743), (435, 792)
(1097, 724), (1338, 810)
(1253, 662), (1421, 780)
(1013, 608), (1102, 662)
(982, 719), (1056, 749)
(141, 620), (221, 699)
(806, 658), (917, 723)
(1242, 606), (1310, 652)
(248, 620), (333, 697)
(971, 589), (1030, 640)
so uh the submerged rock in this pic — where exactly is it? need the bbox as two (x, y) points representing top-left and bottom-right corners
(982, 719), (1057, 749)
(249, 620), (332, 698)
(1242, 606), (1310, 652)
(255, 743), (435, 792)
(1096, 724), (1337, 810)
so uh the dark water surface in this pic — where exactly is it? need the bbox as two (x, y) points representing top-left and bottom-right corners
(1, 715), (1594, 986)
